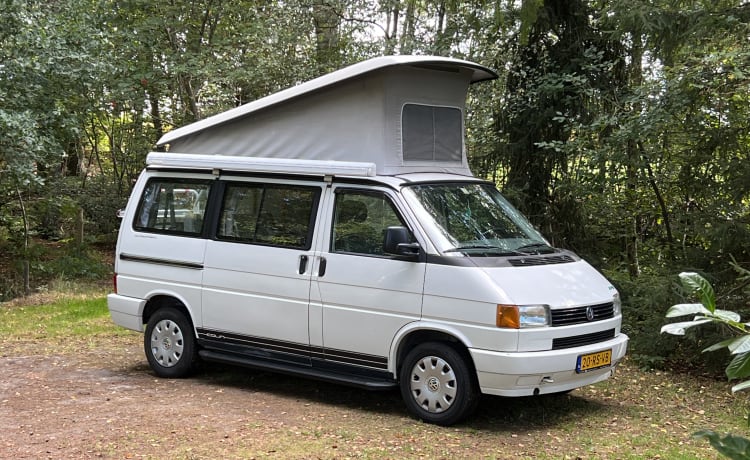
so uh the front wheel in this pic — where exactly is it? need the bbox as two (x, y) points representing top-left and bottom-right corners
(399, 342), (479, 426)
(144, 307), (197, 378)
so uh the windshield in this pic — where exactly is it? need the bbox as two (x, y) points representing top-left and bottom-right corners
(403, 182), (553, 256)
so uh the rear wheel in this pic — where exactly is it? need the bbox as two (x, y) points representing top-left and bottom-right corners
(144, 307), (197, 378)
(399, 342), (479, 426)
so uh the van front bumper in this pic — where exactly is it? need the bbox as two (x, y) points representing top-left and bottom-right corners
(469, 333), (629, 396)
(107, 294), (146, 332)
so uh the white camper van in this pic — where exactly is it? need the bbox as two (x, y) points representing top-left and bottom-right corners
(108, 55), (628, 426)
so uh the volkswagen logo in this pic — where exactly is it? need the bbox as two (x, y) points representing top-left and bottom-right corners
(586, 306), (595, 321)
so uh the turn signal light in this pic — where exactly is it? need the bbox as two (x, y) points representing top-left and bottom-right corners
(496, 304), (550, 328)
(496, 305), (520, 329)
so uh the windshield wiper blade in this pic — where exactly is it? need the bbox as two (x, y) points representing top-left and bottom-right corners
(515, 242), (554, 253)
(445, 245), (525, 255)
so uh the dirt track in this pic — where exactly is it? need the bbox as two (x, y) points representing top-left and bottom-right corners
(0, 333), (736, 459)
(0, 337), (422, 459)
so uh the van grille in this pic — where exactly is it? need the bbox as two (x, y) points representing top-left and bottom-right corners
(551, 302), (615, 326)
(552, 329), (615, 350)
(508, 255), (575, 267)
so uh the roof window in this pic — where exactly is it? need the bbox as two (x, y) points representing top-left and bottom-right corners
(402, 104), (462, 163)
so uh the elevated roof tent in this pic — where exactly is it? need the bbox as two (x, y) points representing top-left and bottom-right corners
(156, 55), (497, 176)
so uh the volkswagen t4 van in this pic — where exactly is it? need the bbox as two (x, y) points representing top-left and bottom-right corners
(107, 55), (628, 425)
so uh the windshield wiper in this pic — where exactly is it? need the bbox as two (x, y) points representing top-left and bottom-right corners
(515, 242), (555, 253)
(445, 245), (525, 256)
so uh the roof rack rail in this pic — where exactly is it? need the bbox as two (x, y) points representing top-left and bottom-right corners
(146, 152), (377, 177)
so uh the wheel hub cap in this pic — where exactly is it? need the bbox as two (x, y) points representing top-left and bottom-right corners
(150, 319), (184, 368)
(409, 355), (458, 414)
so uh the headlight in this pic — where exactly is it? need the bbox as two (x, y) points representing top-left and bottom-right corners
(496, 304), (550, 329)
(612, 292), (622, 316)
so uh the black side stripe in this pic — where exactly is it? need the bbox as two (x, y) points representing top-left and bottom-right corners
(317, 347), (388, 368)
(120, 253), (204, 270)
(198, 328), (310, 355)
(197, 328), (388, 370)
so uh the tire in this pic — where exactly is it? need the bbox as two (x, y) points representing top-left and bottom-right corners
(399, 342), (479, 426)
(144, 307), (197, 378)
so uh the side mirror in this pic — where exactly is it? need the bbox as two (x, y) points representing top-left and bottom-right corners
(383, 226), (420, 258)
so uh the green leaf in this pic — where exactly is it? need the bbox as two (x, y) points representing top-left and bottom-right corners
(704, 337), (740, 353)
(714, 309), (742, 323)
(665, 303), (711, 318)
(726, 352), (750, 380)
(679, 272), (716, 313)
(694, 430), (750, 460)
(728, 336), (750, 355)
(731, 380), (750, 394)
(660, 319), (712, 336)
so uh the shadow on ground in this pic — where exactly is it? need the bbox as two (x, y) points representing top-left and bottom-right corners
(126, 359), (609, 431)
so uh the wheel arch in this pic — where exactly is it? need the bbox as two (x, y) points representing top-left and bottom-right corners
(389, 322), (476, 377)
(142, 293), (197, 333)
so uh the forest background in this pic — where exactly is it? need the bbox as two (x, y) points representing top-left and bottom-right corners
(1, 0), (749, 373)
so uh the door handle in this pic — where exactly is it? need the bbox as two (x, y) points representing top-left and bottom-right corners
(298, 255), (308, 274)
(318, 257), (327, 277)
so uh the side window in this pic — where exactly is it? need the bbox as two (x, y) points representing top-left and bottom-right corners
(332, 191), (410, 255)
(134, 179), (210, 235)
(218, 183), (319, 250)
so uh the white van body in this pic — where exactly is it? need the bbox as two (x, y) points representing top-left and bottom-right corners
(108, 56), (628, 425)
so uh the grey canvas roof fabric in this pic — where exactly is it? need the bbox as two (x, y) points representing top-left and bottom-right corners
(157, 56), (497, 176)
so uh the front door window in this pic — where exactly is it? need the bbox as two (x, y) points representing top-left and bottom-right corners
(332, 191), (410, 255)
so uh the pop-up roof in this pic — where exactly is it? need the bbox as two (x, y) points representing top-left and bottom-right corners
(156, 55), (497, 176)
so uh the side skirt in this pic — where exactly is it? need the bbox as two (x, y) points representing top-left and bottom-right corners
(197, 349), (397, 390)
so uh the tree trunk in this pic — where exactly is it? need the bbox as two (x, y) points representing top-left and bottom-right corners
(384, 2), (399, 55)
(75, 207), (85, 248)
(312, 0), (341, 72)
(150, 89), (165, 152)
(23, 261), (30, 297)
(639, 142), (674, 250)
(624, 30), (644, 279)
(399, 0), (416, 54)
(16, 186), (30, 296)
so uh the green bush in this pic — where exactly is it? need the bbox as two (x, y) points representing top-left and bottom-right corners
(662, 269), (750, 459)
(34, 176), (128, 243)
(76, 175), (129, 241)
(0, 240), (110, 301)
(604, 267), (682, 369)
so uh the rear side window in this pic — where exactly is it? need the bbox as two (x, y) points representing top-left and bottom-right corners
(218, 183), (319, 250)
(134, 179), (211, 235)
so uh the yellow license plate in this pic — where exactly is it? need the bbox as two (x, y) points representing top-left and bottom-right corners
(576, 349), (612, 373)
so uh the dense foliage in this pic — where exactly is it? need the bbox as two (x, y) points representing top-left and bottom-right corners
(1, 0), (748, 370)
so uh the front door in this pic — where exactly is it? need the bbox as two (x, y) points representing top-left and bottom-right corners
(312, 186), (425, 372)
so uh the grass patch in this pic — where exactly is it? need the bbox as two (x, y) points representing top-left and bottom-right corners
(0, 296), (108, 338)
(0, 282), (134, 353)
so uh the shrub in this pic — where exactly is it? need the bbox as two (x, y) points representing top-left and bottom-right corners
(662, 269), (750, 459)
